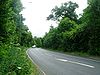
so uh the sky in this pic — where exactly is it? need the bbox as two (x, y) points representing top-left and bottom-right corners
(21, 0), (87, 37)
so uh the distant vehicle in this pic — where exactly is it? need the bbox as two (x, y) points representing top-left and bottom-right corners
(28, 2), (32, 3)
(32, 45), (36, 48)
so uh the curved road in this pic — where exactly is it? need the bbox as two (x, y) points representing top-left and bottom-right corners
(27, 48), (100, 75)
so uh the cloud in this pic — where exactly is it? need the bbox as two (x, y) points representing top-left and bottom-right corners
(21, 0), (87, 37)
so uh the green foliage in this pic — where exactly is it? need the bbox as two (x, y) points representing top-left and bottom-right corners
(43, 17), (79, 51)
(0, 0), (35, 74)
(0, 45), (33, 75)
(47, 1), (79, 22)
(19, 26), (34, 47)
(0, 0), (33, 46)
(43, 27), (61, 49)
(0, 0), (16, 43)
(81, 0), (100, 55)
(42, 0), (100, 56)
(33, 36), (43, 47)
(58, 18), (77, 32)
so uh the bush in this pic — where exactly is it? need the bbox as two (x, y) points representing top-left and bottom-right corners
(0, 44), (35, 75)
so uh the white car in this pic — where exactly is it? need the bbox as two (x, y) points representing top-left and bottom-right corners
(32, 45), (36, 48)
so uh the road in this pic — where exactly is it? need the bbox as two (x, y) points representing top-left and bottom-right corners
(27, 48), (100, 75)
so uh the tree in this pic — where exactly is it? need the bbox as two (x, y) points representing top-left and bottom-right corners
(43, 1), (79, 51)
(58, 18), (77, 32)
(34, 36), (43, 47)
(0, 0), (35, 74)
(47, 1), (79, 22)
(81, 0), (100, 55)
(42, 0), (100, 56)
(0, 0), (16, 43)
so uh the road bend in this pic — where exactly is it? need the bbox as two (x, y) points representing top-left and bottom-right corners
(27, 48), (100, 75)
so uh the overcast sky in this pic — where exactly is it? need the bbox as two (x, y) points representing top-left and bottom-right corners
(21, 0), (87, 37)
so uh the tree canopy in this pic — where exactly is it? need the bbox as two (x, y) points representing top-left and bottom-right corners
(41, 0), (100, 55)
(47, 1), (79, 22)
(0, 0), (34, 74)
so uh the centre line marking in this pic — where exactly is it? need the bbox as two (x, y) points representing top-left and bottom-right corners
(56, 58), (95, 68)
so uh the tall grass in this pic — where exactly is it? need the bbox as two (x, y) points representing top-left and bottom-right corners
(0, 44), (39, 75)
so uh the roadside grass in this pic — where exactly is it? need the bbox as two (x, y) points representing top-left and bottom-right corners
(26, 52), (40, 75)
(64, 52), (100, 60)
(0, 44), (39, 75)
(19, 47), (40, 75)
(28, 58), (39, 75)
(27, 48), (44, 75)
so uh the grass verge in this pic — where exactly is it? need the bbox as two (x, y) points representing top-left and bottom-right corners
(26, 50), (40, 75)
(0, 44), (39, 75)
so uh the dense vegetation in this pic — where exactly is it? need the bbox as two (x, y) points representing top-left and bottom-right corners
(38, 0), (100, 56)
(0, 0), (36, 75)
(0, 0), (99, 74)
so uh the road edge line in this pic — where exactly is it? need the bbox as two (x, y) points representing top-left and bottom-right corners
(26, 49), (46, 75)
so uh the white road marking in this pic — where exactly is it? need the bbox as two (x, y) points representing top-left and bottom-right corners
(56, 58), (95, 68)
(26, 50), (47, 75)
